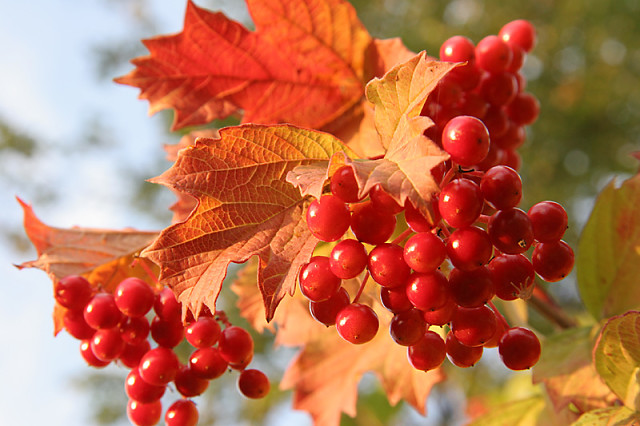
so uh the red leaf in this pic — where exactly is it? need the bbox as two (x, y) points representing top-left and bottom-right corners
(116, 0), (372, 131)
(142, 124), (350, 321)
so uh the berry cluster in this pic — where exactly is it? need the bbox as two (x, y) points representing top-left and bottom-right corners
(54, 275), (269, 426)
(300, 19), (572, 373)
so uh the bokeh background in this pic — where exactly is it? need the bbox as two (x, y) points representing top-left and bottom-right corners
(2, 0), (639, 425)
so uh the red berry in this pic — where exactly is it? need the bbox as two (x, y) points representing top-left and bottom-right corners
(127, 399), (162, 426)
(189, 347), (228, 380)
(306, 195), (351, 242)
(369, 184), (403, 215)
(218, 326), (254, 366)
(405, 271), (449, 312)
(439, 179), (484, 228)
(403, 232), (446, 273)
(488, 208), (534, 254)
(91, 327), (126, 362)
(114, 277), (154, 318)
(150, 316), (184, 348)
(63, 309), (96, 340)
(446, 226), (493, 271)
(441, 116), (490, 168)
(489, 254), (535, 301)
(79, 339), (110, 368)
(330, 165), (361, 203)
(175, 365), (209, 397)
(380, 285), (413, 314)
(527, 201), (568, 243)
(309, 287), (351, 326)
(336, 303), (379, 344)
(125, 368), (166, 403)
(119, 316), (150, 346)
(238, 369), (271, 399)
(532, 240), (574, 282)
(480, 165), (522, 211)
(506, 92), (540, 125)
(389, 308), (426, 346)
(165, 400), (199, 426)
(478, 72), (518, 107)
(329, 239), (368, 279)
(499, 19), (537, 53)
(54, 275), (93, 311)
(404, 201), (439, 233)
(476, 35), (513, 73)
(498, 327), (541, 370)
(299, 256), (342, 302)
(407, 331), (446, 371)
(446, 332), (483, 368)
(139, 347), (180, 386)
(350, 201), (396, 245)
(185, 316), (221, 348)
(422, 297), (456, 326)
(153, 288), (181, 322)
(84, 293), (123, 330)
(119, 340), (151, 369)
(448, 266), (495, 308)
(368, 243), (411, 288)
(451, 305), (497, 347)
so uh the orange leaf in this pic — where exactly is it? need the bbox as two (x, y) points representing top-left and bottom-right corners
(142, 124), (350, 321)
(116, 0), (371, 131)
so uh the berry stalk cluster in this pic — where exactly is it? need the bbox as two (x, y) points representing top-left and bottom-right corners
(54, 274), (269, 426)
(299, 19), (574, 373)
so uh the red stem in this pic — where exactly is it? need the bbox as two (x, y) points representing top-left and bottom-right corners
(131, 257), (159, 285)
(488, 300), (510, 330)
(352, 272), (371, 304)
(391, 228), (413, 245)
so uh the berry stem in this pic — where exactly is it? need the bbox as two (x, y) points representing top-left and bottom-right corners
(214, 310), (232, 327)
(391, 228), (414, 245)
(131, 257), (160, 285)
(477, 214), (491, 224)
(439, 164), (458, 187)
(488, 300), (510, 330)
(527, 285), (577, 329)
(352, 271), (371, 304)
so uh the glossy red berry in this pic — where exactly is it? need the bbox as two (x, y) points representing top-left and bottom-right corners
(306, 195), (351, 242)
(175, 365), (209, 397)
(119, 340), (151, 369)
(527, 201), (568, 243)
(407, 331), (446, 371)
(368, 243), (411, 288)
(299, 256), (342, 302)
(150, 316), (184, 348)
(91, 327), (126, 362)
(238, 369), (271, 399)
(165, 400), (199, 426)
(336, 303), (379, 344)
(451, 305), (498, 347)
(189, 347), (228, 380)
(125, 368), (166, 403)
(139, 347), (180, 386)
(114, 277), (155, 318)
(532, 240), (574, 282)
(480, 165), (522, 210)
(499, 19), (537, 53)
(380, 285), (413, 314)
(448, 266), (495, 308)
(309, 287), (351, 326)
(439, 178), (484, 228)
(403, 232), (446, 273)
(350, 201), (396, 245)
(488, 208), (534, 254)
(127, 399), (162, 426)
(329, 239), (368, 279)
(218, 326), (254, 366)
(330, 165), (361, 203)
(84, 293), (123, 330)
(476, 35), (513, 73)
(79, 339), (110, 368)
(498, 327), (541, 370)
(63, 309), (96, 340)
(441, 116), (491, 167)
(369, 184), (403, 215)
(185, 316), (221, 348)
(119, 316), (150, 346)
(489, 254), (535, 301)
(153, 288), (181, 322)
(54, 275), (93, 311)
(389, 308), (426, 346)
(446, 332), (483, 368)
(405, 271), (449, 312)
(446, 226), (493, 271)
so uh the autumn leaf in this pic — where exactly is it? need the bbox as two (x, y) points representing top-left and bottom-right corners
(593, 311), (640, 411)
(115, 0), (371, 131)
(289, 52), (456, 216)
(573, 406), (640, 426)
(15, 198), (160, 334)
(466, 396), (546, 426)
(577, 171), (640, 320)
(142, 124), (350, 321)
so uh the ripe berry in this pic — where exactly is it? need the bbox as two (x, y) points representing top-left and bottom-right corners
(306, 195), (351, 242)
(150, 316), (184, 348)
(238, 369), (271, 399)
(218, 326), (254, 366)
(54, 275), (93, 311)
(403, 232), (446, 273)
(368, 243), (411, 288)
(185, 316), (221, 348)
(165, 400), (199, 426)
(139, 347), (180, 386)
(480, 165), (522, 210)
(330, 165), (361, 203)
(91, 327), (126, 362)
(119, 316), (150, 346)
(404, 201), (439, 232)
(63, 309), (96, 340)
(369, 184), (403, 215)
(153, 288), (181, 322)
(329, 239), (368, 279)
(422, 297), (456, 326)
(350, 201), (396, 245)
(299, 256), (342, 302)
(488, 208), (534, 254)
(499, 19), (537, 53)
(451, 305), (497, 347)
(405, 271), (449, 312)
(380, 285), (413, 314)
(189, 347), (228, 380)
(532, 240), (574, 282)
(389, 308), (426, 346)
(446, 332), (483, 368)
(174, 365), (209, 397)
(476, 35), (513, 73)
(489, 254), (535, 300)
(448, 266), (495, 308)
(127, 399), (162, 426)
(407, 331), (446, 371)
(336, 303), (379, 344)
(79, 339), (110, 368)
(114, 277), (154, 318)
(309, 287), (351, 326)
(119, 340), (151, 369)
(478, 72), (518, 107)
(498, 327), (541, 370)
(125, 368), (166, 403)
(446, 226), (493, 271)
(527, 201), (568, 243)
(84, 293), (123, 330)
(506, 92), (540, 126)
(441, 116), (490, 167)
(439, 179), (484, 228)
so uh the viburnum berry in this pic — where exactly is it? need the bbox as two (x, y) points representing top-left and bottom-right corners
(380, 285), (413, 314)
(306, 195), (351, 242)
(127, 399), (162, 426)
(506, 92), (540, 125)
(448, 266), (495, 308)
(368, 243), (411, 288)
(389, 308), (426, 346)
(54, 275), (93, 311)
(79, 339), (110, 368)
(174, 365), (210, 397)
(63, 309), (96, 340)
(350, 201), (396, 245)
(476, 35), (513, 73)
(403, 232), (446, 273)
(369, 184), (403, 215)
(407, 331), (446, 371)
(91, 327), (126, 362)
(446, 226), (493, 271)
(422, 296), (456, 326)
(439, 178), (484, 228)
(451, 305), (498, 347)
(125, 368), (166, 404)
(185, 316), (221, 348)
(299, 256), (342, 302)
(119, 340), (151, 369)
(336, 303), (379, 344)
(150, 316), (184, 348)
(488, 208), (534, 254)
(441, 116), (491, 167)
(478, 72), (518, 107)
(404, 201), (439, 233)
(493, 122), (526, 151)
(329, 239), (368, 279)
(114, 277), (155, 318)
(218, 326), (254, 366)
(165, 400), (199, 426)
(84, 293), (123, 330)
(489, 254), (535, 300)
(405, 271), (449, 312)
(139, 347), (180, 386)
(527, 201), (568, 243)
(119, 316), (150, 346)
(532, 240), (575, 282)
(498, 327), (541, 370)
(189, 347), (228, 380)
(480, 165), (522, 210)
(499, 19), (537, 53)
(446, 332), (483, 368)
(330, 165), (361, 203)
(153, 288), (181, 323)
(238, 369), (271, 399)
(309, 287), (351, 326)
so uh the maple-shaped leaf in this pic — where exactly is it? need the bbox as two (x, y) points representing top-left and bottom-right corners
(142, 124), (350, 321)
(115, 0), (371, 131)
(289, 52), (456, 215)
(280, 303), (444, 425)
(15, 198), (159, 334)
